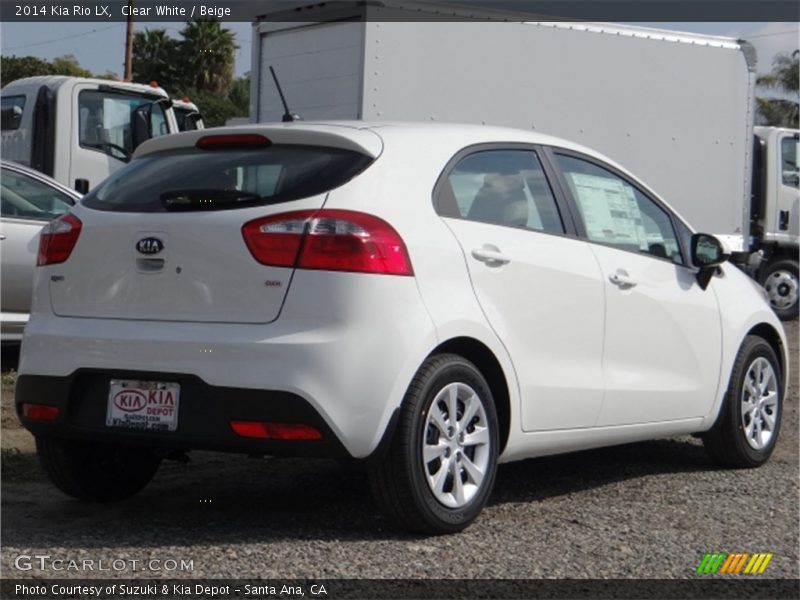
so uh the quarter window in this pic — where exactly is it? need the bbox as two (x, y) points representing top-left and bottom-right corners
(555, 154), (683, 264)
(440, 150), (564, 234)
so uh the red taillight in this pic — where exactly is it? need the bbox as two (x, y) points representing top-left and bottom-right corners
(196, 134), (271, 150)
(37, 214), (82, 266)
(230, 421), (323, 441)
(241, 210), (413, 276)
(22, 403), (59, 421)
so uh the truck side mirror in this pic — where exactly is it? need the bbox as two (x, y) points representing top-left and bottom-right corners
(74, 179), (90, 195)
(691, 233), (729, 290)
(131, 104), (152, 150)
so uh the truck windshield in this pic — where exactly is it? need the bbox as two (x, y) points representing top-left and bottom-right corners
(81, 145), (373, 212)
(78, 90), (168, 161)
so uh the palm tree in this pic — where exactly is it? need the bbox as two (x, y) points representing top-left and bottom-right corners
(179, 20), (238, 94)
(132, 29), (181, 90)
(756, 50), (799, 128)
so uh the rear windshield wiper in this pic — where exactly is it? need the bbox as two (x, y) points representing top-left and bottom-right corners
(160, 189), (263, 211)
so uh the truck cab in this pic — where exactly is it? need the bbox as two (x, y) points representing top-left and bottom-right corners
(1, 76), (178, 192)
(753, 126), (800, 319)
(173, 98), (204, 131)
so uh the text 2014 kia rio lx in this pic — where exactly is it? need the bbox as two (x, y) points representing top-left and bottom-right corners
(17, 123), (788, 534)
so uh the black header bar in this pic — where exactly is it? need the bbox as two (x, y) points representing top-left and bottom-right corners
(1, 1), (799, 23)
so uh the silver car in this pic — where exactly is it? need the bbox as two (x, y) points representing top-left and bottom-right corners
(1, 161), (79, 341)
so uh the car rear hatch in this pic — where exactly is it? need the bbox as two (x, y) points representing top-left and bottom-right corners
(47, 126), (382, 323)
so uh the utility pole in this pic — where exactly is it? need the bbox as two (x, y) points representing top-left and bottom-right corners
(123, 0), (134, 81)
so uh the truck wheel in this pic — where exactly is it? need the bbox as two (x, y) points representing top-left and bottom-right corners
(703, 335), (782, 468)
(37, 437), (161, 501)
(760, 259), (799, 320)
(369, 354), (499, 534)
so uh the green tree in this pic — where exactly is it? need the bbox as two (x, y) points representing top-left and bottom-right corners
(50, 54), (93, 78)
(227, 74), (250, 115)
(0, 55), (53, 86)
(756, 50), (799, 128)
(179, 88), (238, 127)
(132, 28), (181, 90)
(179, 20), (237, 94)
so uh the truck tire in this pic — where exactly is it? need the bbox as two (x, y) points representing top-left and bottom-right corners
(760, 258), (799, 320)
(37, 437), (161, 501)
(369, 354), (499, 534)
(703, 335), (782, 468)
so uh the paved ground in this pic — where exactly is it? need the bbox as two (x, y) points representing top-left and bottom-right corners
(1, 322), (797, 580)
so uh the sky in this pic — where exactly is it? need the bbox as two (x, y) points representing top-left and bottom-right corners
(0, 20), (797, 82)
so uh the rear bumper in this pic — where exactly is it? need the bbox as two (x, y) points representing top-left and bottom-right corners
(19, 271), (438, 458)
(1, 311), (28, 341)
(16, 371), (351, 458)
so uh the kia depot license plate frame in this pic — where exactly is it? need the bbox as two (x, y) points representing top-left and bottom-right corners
(106, 380), (180, 432)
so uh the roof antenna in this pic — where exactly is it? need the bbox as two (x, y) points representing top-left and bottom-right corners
(269, 66), (300, 123)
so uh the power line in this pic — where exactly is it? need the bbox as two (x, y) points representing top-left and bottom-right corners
(4, 24), (124, 51)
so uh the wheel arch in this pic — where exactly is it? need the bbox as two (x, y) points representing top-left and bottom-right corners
(746, 322), (787, 386)
(429, 336), (511, 454)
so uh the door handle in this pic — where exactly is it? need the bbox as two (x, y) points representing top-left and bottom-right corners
(471, 247), (511, 266)
(609, 269), (637, 289)
(0, 234), (6, 241)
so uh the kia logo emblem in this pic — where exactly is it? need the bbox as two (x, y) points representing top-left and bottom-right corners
(136, 237), (164, 255)
(112, 389), (147, 412)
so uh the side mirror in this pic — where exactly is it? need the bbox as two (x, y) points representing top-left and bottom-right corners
(131, 104), (152, 150)
(691, 233), (727, 267)
(691, 233), (729, 290)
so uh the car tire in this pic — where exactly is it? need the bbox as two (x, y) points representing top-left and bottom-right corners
(759, 259), (799, 321)
(369, 353), (499, 534)
(703, 335), (783, 468)
(36, 437), (161, 501)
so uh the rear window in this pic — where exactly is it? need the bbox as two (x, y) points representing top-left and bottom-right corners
(81, 145), (373, 212)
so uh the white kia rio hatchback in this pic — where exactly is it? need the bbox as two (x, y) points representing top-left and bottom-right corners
(17, 123), (788, 534)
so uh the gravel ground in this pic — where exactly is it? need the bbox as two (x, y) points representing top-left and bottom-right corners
(1, 322), (797, 580)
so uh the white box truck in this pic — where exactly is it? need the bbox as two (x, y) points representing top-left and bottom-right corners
(250, 2), (799, 318)
(1, 76), (179, 193)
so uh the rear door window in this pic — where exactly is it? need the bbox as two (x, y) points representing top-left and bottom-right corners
(82, 145), (373, 212)
(438, 149), (564, 234)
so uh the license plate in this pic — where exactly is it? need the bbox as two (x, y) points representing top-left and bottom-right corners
(106, 380), (180, 432)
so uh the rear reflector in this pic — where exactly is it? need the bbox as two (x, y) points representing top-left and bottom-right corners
(242, 209), (413, 276)
(230, 421), (323, 441)
(37, 213), (82, 266)
(22, 403), (59, 421)
(196, 134), (270, 150)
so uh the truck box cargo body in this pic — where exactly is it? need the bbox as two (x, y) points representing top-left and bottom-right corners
(251, 2), (798, 318)
(252, 16), (756, 242)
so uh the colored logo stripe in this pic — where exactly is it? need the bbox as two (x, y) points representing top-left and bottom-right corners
(697, 553), (727, 574)
(697, 552), (773, 575)
(744, 553), (773, 574)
